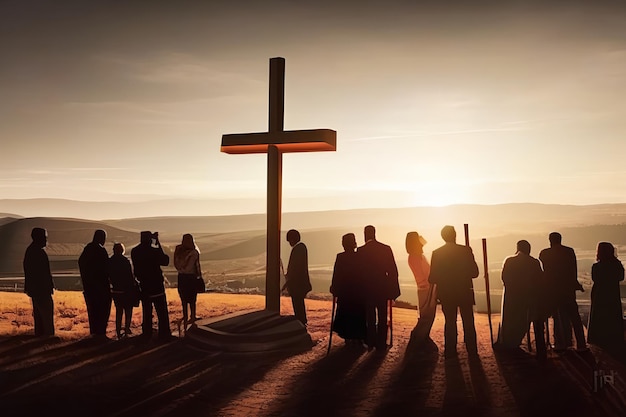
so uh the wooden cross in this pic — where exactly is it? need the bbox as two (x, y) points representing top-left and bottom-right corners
(221, 57), (336, 312)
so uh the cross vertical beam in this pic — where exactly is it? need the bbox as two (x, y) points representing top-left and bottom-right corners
(266, 57), (285, 311)
(220, 57), (336, 315)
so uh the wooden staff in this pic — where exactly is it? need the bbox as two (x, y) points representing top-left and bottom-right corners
(482, 238), (495, 346)
(388, 299), (394, 347)
(464, 224), (476, 305)
(327, 296), (337, 355)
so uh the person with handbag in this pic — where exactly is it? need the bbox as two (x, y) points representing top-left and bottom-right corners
(174, 233), (204, 326)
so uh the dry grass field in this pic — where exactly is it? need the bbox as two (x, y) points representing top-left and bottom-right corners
(0, 289), (336, 342)
(1, 289), (626, 416)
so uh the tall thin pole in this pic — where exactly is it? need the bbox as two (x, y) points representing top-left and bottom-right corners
(464, 223), (475, 305)
(482, 238), (495, 346)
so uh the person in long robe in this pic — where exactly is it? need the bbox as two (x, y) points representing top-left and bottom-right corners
(330, 233), (366, 345)
(587, 241), (625, 351)
(406, 231), (437, 350)
(499, 240), (547, 359)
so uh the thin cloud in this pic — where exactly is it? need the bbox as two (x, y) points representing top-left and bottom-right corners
(348, 125), (530, 142)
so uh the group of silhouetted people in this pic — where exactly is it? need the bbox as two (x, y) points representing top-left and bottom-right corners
(329, 225), (400, 351)
(21, 224), (625, 358)
(23, 227), (205, 341)
(328, 225), (624, 359)
(499, 232), (624, 358)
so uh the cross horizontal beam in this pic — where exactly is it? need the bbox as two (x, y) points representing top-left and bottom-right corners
(221, 129), (336, 154)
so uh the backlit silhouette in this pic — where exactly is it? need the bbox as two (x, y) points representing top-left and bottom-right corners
(23, 227), (55, 337)
(131, 231), (172, 341)
(406, 231), (437, 351)
(358, 225), (400, 351)
(498, 240), (547, 360)
(330, 233), (367, 346)
(587, 241), (625, 351)
(108, 242), (138, 340)
(539, 232), (587, 352)
(174, 233), (204, 327)
(428, 225), (480, 357)
(282, 229), (312, 325)
(78, 229), (111, 338)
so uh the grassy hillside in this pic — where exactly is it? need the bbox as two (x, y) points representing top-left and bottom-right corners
(0, 217), (140, 275)
(3, 206), (626, 310)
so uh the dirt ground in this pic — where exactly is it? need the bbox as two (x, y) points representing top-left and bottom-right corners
(1, 290), (625, 417)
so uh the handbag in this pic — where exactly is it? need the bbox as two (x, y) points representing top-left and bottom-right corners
(195, 277), (206, 293)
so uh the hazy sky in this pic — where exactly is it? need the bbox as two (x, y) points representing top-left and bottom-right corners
(2, 0), (626, 215)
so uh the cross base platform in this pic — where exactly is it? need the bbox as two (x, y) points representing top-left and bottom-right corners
(185, 309), (314, 354)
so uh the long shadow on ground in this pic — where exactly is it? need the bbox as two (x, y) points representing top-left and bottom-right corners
(263, 343), (385, 417)
(494, 348), (606, 417)
(0, 336), (300, 417)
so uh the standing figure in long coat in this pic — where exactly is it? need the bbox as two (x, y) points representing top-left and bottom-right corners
(282, 229), (312, 326)
(406, 231), (437, 350)
(539, 232), (587, 351)
(499, 240), (547, 359)
(23, 227), (55, 337)
(587, 241), (624, 351)
(428, 225), (479, 357)
(330, 233), (366, 344)
(357, 225), (400, 351)
(79, 229), (111, 337)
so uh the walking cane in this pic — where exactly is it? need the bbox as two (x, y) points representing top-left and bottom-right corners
(526, 316), (533, 352)
(327, 296), (337, 355)
(482, 238), (495, 346)
(388, 299), (394, 347)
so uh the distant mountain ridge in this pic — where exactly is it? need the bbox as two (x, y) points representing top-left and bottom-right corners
(4, 206), (626, 308)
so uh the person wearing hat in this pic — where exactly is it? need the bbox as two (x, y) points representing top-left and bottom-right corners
(406, 231), (437, 350)
(428, 225), (479, 358)
(131, 231), (172, 341)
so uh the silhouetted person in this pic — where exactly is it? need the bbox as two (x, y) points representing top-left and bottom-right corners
(539, 232), (587, 352)
(587, 242), (624, 351)
(282, 229), (312, 325)
(499, 240), (547, 359)
(330, 233), (366, 345)
(108, 243), (138, 340)
(78, 229), (111, 337)
(23, 227), (55, 337)
(358, 225), (400, 351)
(428, 225), (479, 357)
(131, 231), (172, 341)
(406, 231), (437, 350)
(174, 233), (203, 327)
